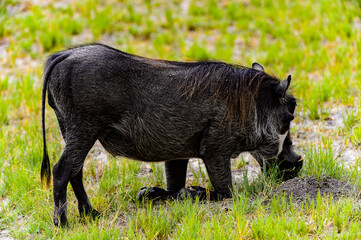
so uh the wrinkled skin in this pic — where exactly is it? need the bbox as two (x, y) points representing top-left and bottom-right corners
(41, 44), (302, 227)
(252, 132), (303, 181)
(250, 92), (303, 180)
(273, 132), (303, 180)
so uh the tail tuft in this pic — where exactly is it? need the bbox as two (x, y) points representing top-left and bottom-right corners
(41, 151), (51, 187)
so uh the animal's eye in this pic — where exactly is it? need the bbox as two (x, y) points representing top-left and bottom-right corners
(280, 110), (293, 134)
(288, 99), (297, 114)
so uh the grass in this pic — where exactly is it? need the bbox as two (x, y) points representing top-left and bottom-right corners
(1, 0), (361, 238)
(301, 137), (345, 180)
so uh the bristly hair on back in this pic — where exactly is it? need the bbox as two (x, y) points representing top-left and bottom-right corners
(64, 43), (281, 126)
(178, 61), (281, 125)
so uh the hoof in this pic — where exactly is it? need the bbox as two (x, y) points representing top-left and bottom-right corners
(177, 186), (228, 201)
(136, 187), (168, 201)
(135, 186), (230, 202)
(78, 209), (101, 224)
(53, 217), (59, 227)
(79, 206), (101, 219)
(53, 215), (68, 228)
(89, 209), (101, 219)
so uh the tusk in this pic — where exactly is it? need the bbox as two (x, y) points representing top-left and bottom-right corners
(298, 155), (305, 162)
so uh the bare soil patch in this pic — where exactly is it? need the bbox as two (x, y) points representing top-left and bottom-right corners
(273, 176), (355, 201)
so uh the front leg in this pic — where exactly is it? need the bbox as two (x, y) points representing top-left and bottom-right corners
(165, 159), (188, 193)
(197, 130), (234, 200)
(171, 156), (232, 201)
(136, 159), (189, 201)
(165, 156), (232, 200)
(202, 156), (232, 199)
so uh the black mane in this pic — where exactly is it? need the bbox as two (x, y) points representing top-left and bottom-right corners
(178, 61), (281, 123)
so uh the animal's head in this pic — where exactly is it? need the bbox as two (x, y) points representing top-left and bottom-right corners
(250, 62), (303, 180)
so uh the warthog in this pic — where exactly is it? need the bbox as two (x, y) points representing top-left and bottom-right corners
(41, 43), (302, 226)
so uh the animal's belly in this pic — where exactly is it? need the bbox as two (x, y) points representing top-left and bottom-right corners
(98, 126), (199, 162)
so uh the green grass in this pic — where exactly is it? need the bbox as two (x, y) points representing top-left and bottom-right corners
(301, 137), (346, 179)
(1, 0), (361, 238)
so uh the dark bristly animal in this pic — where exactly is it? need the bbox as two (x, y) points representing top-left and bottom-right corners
(41, 43), (302, 227)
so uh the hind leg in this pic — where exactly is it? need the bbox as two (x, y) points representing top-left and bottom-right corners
(54, 112), (99, 221)
(70, 167), (100, 218)
(52, 131), (97, 227)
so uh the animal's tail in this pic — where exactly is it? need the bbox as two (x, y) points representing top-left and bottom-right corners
(41, 53), (70, 187)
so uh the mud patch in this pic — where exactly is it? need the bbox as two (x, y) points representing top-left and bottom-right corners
(273, 176), (355, 201)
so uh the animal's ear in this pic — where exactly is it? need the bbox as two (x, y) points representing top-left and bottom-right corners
(275, 75), (291, 98)
(252, 62), (265, 72)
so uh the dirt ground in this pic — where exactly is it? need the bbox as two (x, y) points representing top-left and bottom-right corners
(273, 176), (355, 201)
